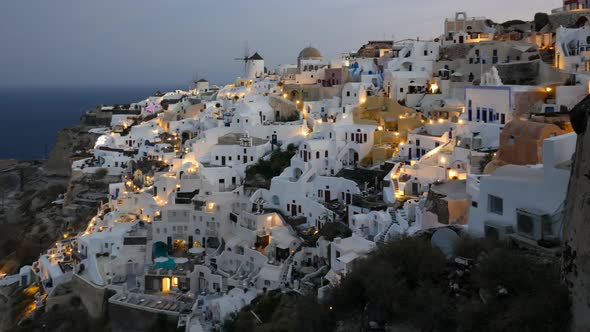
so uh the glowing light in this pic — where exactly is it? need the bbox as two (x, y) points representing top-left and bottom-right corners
(546, 87), (552, 92)
(208, 202), (215, 209)
(296, 100), (300, 105)
(283, 93), (288, 98)
(430, 83), (439, 94)
(438, 118), (444, 123)
(360, 97), (367, 104)
(440, 157), (446, 163)
(449, 169), (458, 179)
(458, 119), (464, 124)
(377, 126), (383, 131)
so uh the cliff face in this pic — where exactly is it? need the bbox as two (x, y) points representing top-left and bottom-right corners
(0, 118), (108, 275)
(45, 126), (100, 177)
(563, 110), (590, 331)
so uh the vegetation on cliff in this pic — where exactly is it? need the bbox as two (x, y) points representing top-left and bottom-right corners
(225, 236), (570, 332)
(244, 144), (297, 188)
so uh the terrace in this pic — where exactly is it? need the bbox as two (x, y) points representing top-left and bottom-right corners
(109, 292), (194, 316)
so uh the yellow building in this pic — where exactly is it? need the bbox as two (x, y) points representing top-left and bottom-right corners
(353, 96), (424, 165)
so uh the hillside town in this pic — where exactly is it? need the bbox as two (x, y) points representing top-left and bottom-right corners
(6, 1), (590, 331)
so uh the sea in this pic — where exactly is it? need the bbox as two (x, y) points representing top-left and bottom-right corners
(0, 85), (183, 160)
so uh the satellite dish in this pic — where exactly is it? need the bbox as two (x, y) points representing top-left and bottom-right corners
(431, 228), (460, 259)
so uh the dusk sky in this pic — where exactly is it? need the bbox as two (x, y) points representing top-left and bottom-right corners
(0, 0), (560, 88)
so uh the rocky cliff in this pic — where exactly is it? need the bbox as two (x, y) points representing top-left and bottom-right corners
(45, 126), (100, 177)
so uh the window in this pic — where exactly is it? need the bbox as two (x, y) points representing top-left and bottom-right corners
(488, 195), (503, 215)
(346, 91), (350, 97)
(316, 151), (320, 158)
(508, 135), (515, 145)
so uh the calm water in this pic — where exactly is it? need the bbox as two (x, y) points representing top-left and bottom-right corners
(0, 85), (182, 160)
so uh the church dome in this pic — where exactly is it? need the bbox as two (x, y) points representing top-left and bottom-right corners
(298, 47), (322, 59)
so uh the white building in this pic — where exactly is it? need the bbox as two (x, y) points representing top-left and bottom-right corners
(467, 132), (576, 241)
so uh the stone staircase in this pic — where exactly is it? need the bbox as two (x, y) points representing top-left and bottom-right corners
(376, 208), (398, 246)
(279, 243), (302, 288)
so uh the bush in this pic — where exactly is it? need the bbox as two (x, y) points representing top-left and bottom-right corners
(479, 152), (494, 173)
(93, 168), (108, 180)
(244, 144), (297, 188)
(460, 248), (570, 332)
(327, 237), (570, 331)
(329, 237), (450, 329)
(534, 12), (549, 32)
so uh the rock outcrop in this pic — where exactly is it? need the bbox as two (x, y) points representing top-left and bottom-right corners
(45, 126), (100, 177)
(563, 101), (590, 331)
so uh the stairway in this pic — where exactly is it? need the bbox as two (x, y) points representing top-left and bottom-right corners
(279, 243), (302, 288)
(376, 209), (398, 246)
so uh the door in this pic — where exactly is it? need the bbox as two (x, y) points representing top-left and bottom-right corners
(345, 193), (352, 205)
(243, 155), (247, 164)
(221, 156), (226, 166)
(459, 35), (464, 44)
(409, 148), (413, 160)
(198, 278), (206, 293)
(412, 183), (419, 195)
(325, 191), (331, 203)
(291, 204), (297, 217)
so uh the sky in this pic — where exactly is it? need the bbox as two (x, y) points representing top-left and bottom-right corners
(0, 0), (560, 88)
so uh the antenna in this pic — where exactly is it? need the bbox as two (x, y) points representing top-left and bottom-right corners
(234, 41), (250, 76)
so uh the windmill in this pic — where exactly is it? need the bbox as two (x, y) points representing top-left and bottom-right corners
(234, 42), (250, 77)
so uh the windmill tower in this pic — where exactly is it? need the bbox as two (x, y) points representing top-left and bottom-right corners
(234, 43), (264, 80)
(246, 52), (264, 80)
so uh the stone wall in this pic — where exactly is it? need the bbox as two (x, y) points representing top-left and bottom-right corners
(71, 274), (108, 319)
(108, 301), (179, 332)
